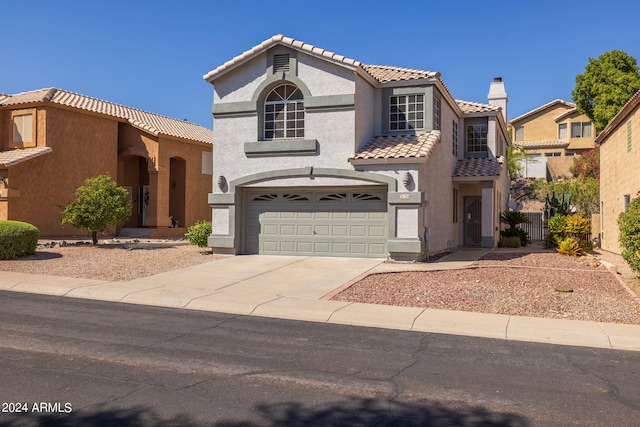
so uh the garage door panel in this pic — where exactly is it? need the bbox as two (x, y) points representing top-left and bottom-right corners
(247, 189), (388, 257)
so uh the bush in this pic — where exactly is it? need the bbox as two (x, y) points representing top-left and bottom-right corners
(546, 214), (591, 251)
(0, 220), (39, 260)
(500, 227), (530, 246)
(185, 220), (212, 248)
(618, 196), (640, 272)
(498, 236), (521, 248)
(557, 237), (583, 256)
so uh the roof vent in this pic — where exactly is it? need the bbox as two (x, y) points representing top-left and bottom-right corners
(273, 54), (290, 73)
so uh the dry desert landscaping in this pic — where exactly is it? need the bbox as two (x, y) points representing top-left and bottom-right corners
(1, 238), (639, 325)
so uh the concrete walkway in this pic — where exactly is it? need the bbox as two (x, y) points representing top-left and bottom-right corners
(1, 249), (639, 352)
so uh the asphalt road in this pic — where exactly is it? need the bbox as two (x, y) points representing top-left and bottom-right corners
(0, 291), (639, 426)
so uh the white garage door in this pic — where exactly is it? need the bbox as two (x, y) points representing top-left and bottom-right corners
(246, 189), (387, 257)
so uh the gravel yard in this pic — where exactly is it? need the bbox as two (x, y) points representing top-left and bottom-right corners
(332, 252), (640, 325)
(0, 239), (223, 282)
(1, 240), (639, 325)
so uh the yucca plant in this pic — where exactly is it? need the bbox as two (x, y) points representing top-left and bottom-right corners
(556, 237), (583, 256)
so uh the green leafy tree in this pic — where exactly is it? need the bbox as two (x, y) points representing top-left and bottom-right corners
(61, 174), (132, 244)
(572, 50), (640, 133)
(507, 145), (525, 180)
(533, 178), (600, 216)
(618, 196), (640, 272)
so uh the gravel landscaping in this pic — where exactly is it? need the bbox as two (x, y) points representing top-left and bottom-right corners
(332, 251), (640, 325)
(1, 240), (639, 325)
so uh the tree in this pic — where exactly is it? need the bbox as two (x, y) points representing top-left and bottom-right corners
(572, 50), (640, 133)
(533, 178), (600, 216)
(61, 174), (132, 244)
(570, 146), (600, 179)
(507, 145), (525, 180)
(618, 196), (640, 273)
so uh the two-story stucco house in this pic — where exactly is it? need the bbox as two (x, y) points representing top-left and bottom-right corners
(0, 88), (213, 238)
(597, 90), (640, 254)
(510, 99), (596, 180)
(204, 35), (510, 260)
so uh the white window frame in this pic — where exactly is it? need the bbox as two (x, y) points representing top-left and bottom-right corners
(558, 123), (567, 139)
(571, 122), (592, 138)
(264, 84), (304, 140)
(433, 96), (441, 130)
(389, 94), (424, 131)
(452, 120), (458, 156)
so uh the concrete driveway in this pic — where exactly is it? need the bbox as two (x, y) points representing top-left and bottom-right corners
(62, 255), (384, 313)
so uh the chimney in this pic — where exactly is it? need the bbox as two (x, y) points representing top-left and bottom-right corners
(487, 77), (507, 122)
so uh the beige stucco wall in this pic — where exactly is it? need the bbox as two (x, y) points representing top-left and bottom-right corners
(600, 103), (640, 254)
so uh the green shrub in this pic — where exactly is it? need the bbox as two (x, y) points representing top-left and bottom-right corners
(618, 196), (640, 272)
(0, 220), (40, 260)
(498, 236), (521, 248)
(557, 237), (583, 256)
(548, 215), (567, 234)
(185, 220), (212, 248)
(500, 227), (530, 246)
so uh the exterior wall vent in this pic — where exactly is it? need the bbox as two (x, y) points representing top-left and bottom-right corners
(273, 54), (290, 73)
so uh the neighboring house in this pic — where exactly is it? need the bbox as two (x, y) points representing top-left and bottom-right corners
(597, 90), (640, 254)
(203, 35), (510, 260)
(0, 88), (213, 237)
(509, 99), (596, 179)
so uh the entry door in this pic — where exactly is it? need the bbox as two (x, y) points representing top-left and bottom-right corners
(464, 197), (482, 246)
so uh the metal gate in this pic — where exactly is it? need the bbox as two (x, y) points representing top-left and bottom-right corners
(520, 212), (544, 241)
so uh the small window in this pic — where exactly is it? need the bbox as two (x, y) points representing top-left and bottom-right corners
(627, 121), (632, 152)
(353, 193), (383, 201)
(12, 111), (35, 145)
(514, 126), (525, 141)
(571, 122), (592, 138)
(452, 120), (458, 156)
(389, 94), (424, 131)
(283, 194), (309, 201)
(624, 194), (631, 212)
(558, 123), (567, 139)
(319, 193), (347, 201)
(466, 124), (488, 153)
(252, 194), (278, 201)
(433, 96), (441, 130)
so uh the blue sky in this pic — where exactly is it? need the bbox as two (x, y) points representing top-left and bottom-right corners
(4, 0), (640, 129)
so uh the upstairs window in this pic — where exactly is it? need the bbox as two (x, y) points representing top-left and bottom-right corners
(264, 84), (304, 139)
(433, 96), (441, 130)
(514, 125), (525, 141)
(558, 123), (567, 139)
(571, 122), (592, 138)
(452, 120), (458, 156)
(12, 111), (35, 145)
(466, 124), (488, 153)
(627, 121), (632, 152)
(389, 94), (424, 131)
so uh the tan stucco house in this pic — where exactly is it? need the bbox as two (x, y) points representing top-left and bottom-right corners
(0, 88), (213, 238)
(204, 34), (510, 260)
(510, 99), (596, 179)
(597, 90), (640, 254)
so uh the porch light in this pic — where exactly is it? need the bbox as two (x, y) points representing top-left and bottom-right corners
(217, 175), (227, 191)
(402, 172), (413, 188)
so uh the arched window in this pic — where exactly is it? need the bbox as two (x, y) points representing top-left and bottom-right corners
(264, 84), (304, 139)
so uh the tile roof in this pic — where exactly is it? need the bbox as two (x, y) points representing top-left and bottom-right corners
(361, 65), (440, 83)
(350, 131), (441, 161)
(204, 34), (443, 86)
(0, 147), (52, 167)
(1, 89), (212, 145)
(456, 99), (500, 114)
(453, 157), (504, 178)
(513, 140), (570, 149)
(510, 99), (575, 123)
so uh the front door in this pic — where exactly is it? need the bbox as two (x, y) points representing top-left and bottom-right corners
(464, 196), (482, 246)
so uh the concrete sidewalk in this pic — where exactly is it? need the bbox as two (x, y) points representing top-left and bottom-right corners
(1, 249), (639, 352)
